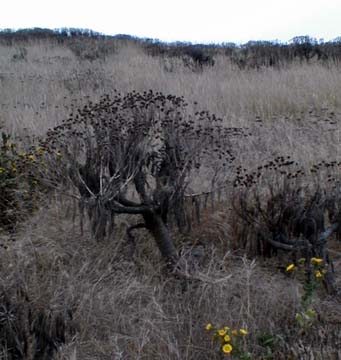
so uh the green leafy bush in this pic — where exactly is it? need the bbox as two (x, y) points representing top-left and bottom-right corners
(0, 131), (19, 230)
(0, 127), (42, 232)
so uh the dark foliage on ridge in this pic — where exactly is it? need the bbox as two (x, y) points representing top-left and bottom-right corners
(1, 28), (341, 68)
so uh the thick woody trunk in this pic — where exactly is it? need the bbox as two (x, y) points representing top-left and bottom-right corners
(133, 172), (179, 269)
(143, 212), (179, 268)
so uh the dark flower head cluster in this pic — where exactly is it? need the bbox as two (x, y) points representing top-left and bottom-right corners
(42, 90), (248, 188)
(233, 155), (305, 188)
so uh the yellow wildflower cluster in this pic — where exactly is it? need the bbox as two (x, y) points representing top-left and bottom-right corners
(18, 152), (36, 162)
(205, 323), (248, 356)
(286, 257), (326, 279)
(286, 256), (329, 332)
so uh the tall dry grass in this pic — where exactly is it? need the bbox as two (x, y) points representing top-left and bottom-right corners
(1, 40), (340, 168)
(2, 199), (341, 359)
(1, 40), (341, 132)
(1, 39), (341, 359)
(0, 202), (309, 359)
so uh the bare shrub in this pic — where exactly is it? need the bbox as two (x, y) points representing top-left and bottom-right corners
(231, 160), (340, 295)
(37, 90), (245, 271)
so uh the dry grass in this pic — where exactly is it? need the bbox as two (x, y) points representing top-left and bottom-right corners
(0, 203), (299, 359)
(1, 40), (340, 170)
(1, 41), (341, 133)
(2, 201), (341, 359)
(1, 39), (341, 359)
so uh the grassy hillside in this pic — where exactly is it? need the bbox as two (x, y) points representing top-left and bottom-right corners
(0, 31), (341, 359)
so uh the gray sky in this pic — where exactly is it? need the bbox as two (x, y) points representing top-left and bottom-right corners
(1, 0), (341, 43)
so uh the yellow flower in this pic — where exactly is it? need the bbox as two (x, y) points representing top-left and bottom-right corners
(232, 330), (238, 336)
(37, 147), (44, 155)
(224, 326), (230, 331)
(239, 329), (248, 336)
(311, 258), (323, 265)
(218, 329), (226, 336)
(315, 271), (323, 278)
(298, 258), (306, 264)
(286, 264), (296, 272)
(222, 343), (233, 354)
(28, 155), (35, 161)
(224, 334), (231, 342)
(206, 323), (212, 331)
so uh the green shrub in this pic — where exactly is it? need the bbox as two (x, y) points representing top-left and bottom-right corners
(0, 127), (42, 232)
(0, 131), (19, 230)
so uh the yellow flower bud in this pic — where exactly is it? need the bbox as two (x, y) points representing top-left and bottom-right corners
(286, 264), (295, 272)
(311, 257), (323, 265)
(239, 329), (248, 336)
(218, 329), (226, 336)
(224, 334), (231, 342)
(315, 271), (323, 278)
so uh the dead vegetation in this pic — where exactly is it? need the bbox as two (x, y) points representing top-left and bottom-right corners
(1, 33), (341, 359)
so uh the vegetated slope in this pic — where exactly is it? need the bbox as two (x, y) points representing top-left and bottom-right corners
(0, 30), (341, 359)
(1, 28), (341, 137)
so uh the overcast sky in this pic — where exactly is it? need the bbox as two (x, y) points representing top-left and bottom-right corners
(1, 0), (341, 43)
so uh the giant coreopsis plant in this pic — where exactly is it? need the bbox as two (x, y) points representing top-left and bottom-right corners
(40, 90), (244, 269)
